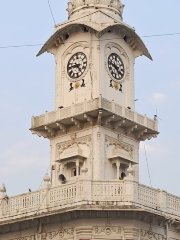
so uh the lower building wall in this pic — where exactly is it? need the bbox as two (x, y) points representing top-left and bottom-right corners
(0, 217), (180, 240)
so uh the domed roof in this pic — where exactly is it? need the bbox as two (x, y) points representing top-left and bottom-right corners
(67, 0), (124, 19)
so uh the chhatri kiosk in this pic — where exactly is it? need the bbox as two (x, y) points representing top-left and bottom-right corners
(0, 0), (180, 239)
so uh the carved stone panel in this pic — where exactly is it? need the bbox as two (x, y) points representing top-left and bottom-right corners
(140, 229), (166, 240)
(93, 221), (125, 239)
(56, 134), (92, 159)
(105, 135), (134, 161)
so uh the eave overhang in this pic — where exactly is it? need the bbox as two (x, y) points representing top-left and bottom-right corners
(37, 12), (152, 60)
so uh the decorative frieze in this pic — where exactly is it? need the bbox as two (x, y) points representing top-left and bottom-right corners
(56, 134), (92, 159)
(93, 220), (125, 239)
(11, 225), (74, 240)
(140, 229), (166, 240)
(105, 135), (134, 160)
(48, 225), (74, 240)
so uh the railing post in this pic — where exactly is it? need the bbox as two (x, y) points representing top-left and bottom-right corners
(57, 108), (61, 121)
(84, 99), (87, 112)
(31, 116), (35, 128)
(81, 180), (92, 202)
(122, 106), (125, 118)
(134, 112), (137, 122)
(124, 180), (136, 202)
(45, 111), (48, 124)
(71, 103), (75, 116)
(155, 118), (158, 131)
(112, 100), (115, 113)
(99, 94), (102, 108)
(39, 174), (51, 213)
(144, 114), (147, 127)
(158, 190), (167, 211)
(0, 184), (6, 216)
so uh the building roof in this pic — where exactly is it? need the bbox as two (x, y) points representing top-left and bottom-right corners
(37, 10), (152, 60)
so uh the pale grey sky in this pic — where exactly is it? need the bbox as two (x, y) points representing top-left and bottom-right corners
(0, 0), (180, 196)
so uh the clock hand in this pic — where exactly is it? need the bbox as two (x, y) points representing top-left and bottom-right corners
(71, 63), (81, 68)
(111, 63), (119, 73)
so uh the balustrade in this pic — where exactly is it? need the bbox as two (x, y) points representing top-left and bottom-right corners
(1, 180), (178, 221)
(31, 96), (158, 132)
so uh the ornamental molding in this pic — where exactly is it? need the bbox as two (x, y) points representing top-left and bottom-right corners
(93, 220), (125, 239)
(105, 42), (130, 83)
(56, 134), (92, 159)
(47, 224), (74, 240)
(11, 225), (74, 240)
(11, 237), (35, 240)
(105, 135), (134, 159)
(140, 229), (166, 240)
(62, 42), (91, 83)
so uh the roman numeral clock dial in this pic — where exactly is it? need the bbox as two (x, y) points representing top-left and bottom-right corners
(67, 52), (87, 79)
(108, 53), (125, 81)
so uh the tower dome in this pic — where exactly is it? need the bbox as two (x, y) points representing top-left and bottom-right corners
(67, 0), (124, 20)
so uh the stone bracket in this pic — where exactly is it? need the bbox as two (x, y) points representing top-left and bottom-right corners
(141, 133), (158, 141)
(84, 114), (95, 125)
(102, 115), (115, 126)
(112, 119), (125, 130)
(45, 126), (56, 137)
(71, 118), (83, 129)
(135, 129), (147, 139)
(125, 125), (138, 135)
(56, 123), (68, 133)
(31, 130), (49, 139)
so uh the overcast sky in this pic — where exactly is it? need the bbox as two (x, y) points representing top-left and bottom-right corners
(0, 0), (180, 197)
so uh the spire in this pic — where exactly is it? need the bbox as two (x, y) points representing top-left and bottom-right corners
(67, 0), (124, 20)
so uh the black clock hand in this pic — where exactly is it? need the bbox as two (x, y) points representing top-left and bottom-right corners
(71, 63), (80, 68)
(111, 62), (120, 73)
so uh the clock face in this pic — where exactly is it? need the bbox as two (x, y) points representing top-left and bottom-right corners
(108, 53), (125, 80)
(67, 52), (87, 79)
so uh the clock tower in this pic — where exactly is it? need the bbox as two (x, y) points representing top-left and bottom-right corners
(34, 0), (156, 187)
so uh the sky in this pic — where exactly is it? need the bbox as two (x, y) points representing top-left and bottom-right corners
(0, 0), (180, 197)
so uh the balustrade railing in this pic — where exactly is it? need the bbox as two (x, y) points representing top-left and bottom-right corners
(3, 192), (41, 214)
(31, 96), (158, 132)
(92, 181), (124, 200)
(1, 180), (179, 221)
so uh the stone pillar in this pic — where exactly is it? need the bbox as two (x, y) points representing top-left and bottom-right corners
(81, 161), (88, 178)
(0, 184), (6, 199)
(76, 159), (80, 178)
(158, 189), (167, 211)
(40, 174), (51, 212)
(0, 184), (6, 216)
(41, 174), (51, 190)
(116, 160), (120, 180)
(126, 162), (134, 181)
